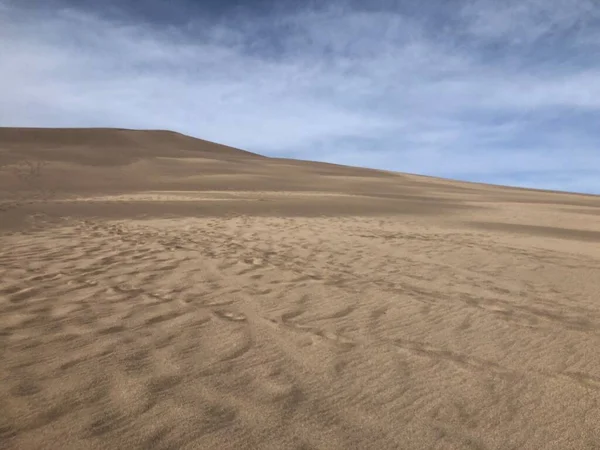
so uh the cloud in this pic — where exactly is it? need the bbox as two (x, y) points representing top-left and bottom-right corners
(461, 0), (600, 45)
(1, 0), (599, 194)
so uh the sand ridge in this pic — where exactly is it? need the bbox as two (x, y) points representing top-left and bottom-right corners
(1, 128), (600, 449)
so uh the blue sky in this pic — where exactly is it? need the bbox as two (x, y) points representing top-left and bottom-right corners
(1, 0), (599, 194)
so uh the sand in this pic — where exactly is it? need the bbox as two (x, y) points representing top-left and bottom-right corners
(1, 128), (599, 450)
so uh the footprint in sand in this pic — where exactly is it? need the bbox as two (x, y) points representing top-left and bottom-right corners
(315, 330), (356, 348)
(213, 310), (247, 322)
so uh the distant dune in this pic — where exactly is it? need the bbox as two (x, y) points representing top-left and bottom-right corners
(1, 127), (599, 450)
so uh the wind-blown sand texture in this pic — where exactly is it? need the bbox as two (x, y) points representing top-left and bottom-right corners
(1, 128), (599, 450)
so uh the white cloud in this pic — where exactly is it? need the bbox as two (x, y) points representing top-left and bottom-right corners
(461, 0), (600, 43)
(1, 1), (599, 193)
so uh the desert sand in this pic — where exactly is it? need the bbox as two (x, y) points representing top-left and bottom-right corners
(1, 127), (599, 450)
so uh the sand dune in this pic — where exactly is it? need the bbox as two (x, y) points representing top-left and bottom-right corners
(1, 128), (599, 449)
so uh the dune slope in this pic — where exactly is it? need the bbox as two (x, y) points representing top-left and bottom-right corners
(1, 128), (599, 450)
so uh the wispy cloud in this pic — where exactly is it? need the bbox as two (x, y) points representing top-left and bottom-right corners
(1, 0), (599, 193)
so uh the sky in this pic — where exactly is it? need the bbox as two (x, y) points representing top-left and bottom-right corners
(1, 0), (599, 194)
